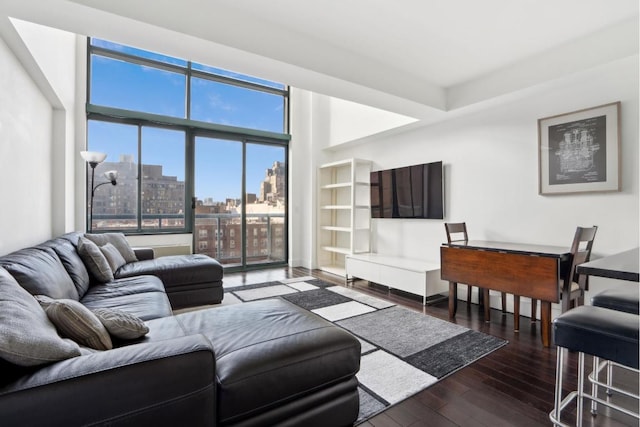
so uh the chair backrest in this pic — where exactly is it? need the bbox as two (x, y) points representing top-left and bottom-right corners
(567, 225), (598, 287)
(445, 222), (468, 244)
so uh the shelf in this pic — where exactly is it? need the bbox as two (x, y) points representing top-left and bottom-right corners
(321, 183), (351, 190)
(321, 226), (351, 232)
(321, 205), (352, 210)
(317, 158), (371, 278)
(319, 159), (358, 169)
(321, 246), (351, 255)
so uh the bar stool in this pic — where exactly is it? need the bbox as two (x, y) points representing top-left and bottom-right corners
(591, 285), (639, 314)
(550, 305), (639, 426)
(588, 285), (640, 415)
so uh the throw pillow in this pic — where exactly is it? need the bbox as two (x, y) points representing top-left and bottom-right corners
(42, 298), (113, 351)
(91, 308), (149, 340)
(0, 269), (80, 366)
(77, 236), (114, 283)
(85, 233), (138, 263)
(100, 243), (127, 274)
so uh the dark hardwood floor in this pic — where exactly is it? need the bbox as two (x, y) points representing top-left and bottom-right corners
(224, 267), (639, 427)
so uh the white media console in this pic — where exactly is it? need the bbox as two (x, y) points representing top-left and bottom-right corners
(345, 253), (448, 305)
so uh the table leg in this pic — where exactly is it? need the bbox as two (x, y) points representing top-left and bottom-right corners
(561, 284), (571, 313)
(448, 282), (458, 318)
(483, 288), (490, 323)
(541, 301), (552, 347)
(513, 295), (520, 332)
(531, 299), (538, 322)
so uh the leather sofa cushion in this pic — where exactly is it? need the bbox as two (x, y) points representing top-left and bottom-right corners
(173, 299), (361, 425)
(82, 289), (172, 321)
(82, 276), (166, 301)
(116, 255), (223, 289)
(42, 236), (91, 298)
(0, 247), (79, 300)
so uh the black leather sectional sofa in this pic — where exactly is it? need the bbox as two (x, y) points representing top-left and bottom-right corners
(0, 232), (361, 426)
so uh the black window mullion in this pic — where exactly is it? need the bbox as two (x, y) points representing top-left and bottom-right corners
(137, 125), (143, 232)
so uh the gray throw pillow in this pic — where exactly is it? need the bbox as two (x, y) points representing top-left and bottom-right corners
(77, 236), (114, 283)
(0, 269), (80, 366)
(85, 233), (138, 263)
(40, 298), (113, 351)
(100, 243), (127, 274)
(92, 308), (149, 340)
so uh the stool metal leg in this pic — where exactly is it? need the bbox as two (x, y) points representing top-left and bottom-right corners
(606, 360), (613, 396)
(591, 356), (599, 415)
(577, 352), (585, 427)
(552, 346), (565, 426)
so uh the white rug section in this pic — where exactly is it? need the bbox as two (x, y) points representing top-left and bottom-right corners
(287, 282), (318, 292)
(358, 350), (437, 404)
(312, 301), (377, 322)
(328, 286), (395, 309)
(234, 284), (298, 301)
(279, 276), (315, 284)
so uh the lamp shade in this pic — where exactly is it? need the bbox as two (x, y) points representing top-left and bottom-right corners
(104, 170), (118, 184)
(80, 151), (107, 164)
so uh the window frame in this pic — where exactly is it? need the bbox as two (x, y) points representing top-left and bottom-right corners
(86, 38), (290, 236)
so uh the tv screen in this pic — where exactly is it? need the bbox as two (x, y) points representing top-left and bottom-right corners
(370, 161), (444, 219)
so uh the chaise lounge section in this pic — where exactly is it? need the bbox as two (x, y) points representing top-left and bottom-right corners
(0, 232), (361, 426)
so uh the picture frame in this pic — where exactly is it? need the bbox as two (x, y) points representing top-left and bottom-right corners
(538, 101), (621, 195)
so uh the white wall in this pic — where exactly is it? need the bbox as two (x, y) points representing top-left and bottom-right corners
(299, 54), (638, 314)
(327, 97), (417, 147)
(0, 20), (78, 254)
(0, 34), (53, 253)
(11, 19), (79, 236)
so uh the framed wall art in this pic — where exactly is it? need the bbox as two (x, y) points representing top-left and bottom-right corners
(538, 101), (621, 195)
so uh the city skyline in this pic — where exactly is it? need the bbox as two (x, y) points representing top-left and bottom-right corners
(93, 155), (285, 209)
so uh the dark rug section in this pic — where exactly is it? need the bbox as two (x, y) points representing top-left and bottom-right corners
(404, 329), (507, 378)
(301, 278), (335, 288)
(282, 288), (352, 310)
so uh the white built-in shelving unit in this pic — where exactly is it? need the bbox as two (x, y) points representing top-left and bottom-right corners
(317, 158), (371, 276)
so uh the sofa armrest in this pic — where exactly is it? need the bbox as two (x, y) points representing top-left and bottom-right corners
(133, 247), (155, 260)
(0, 335), (216, 426)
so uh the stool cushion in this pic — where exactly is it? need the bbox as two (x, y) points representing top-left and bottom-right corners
(553, 305), (639, 369)
(591, 286), (639, 315)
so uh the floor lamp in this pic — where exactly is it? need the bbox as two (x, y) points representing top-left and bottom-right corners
(81, 151), (118, 233)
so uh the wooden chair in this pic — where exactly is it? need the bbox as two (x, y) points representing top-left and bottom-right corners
(529, 226), (598, 319)
(444, 222), (507, 311)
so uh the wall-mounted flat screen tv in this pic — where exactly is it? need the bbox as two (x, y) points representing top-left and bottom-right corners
(370, 161), (444, 219)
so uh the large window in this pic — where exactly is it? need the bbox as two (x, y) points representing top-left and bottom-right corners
(87, 38), (289, 269)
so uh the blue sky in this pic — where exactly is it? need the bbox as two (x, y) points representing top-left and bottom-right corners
(88, 40), (285, 202)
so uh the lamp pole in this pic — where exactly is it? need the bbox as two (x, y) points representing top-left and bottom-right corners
(88, 161), (98, 233)
(81, 151), (113, 233)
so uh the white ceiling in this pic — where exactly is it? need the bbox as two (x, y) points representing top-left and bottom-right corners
(1, 0), (638, 120)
